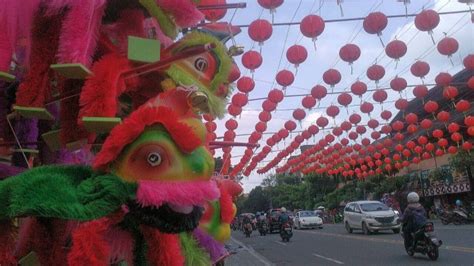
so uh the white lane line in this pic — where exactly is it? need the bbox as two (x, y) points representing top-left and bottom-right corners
(312, 253), (344, 264)
(273, 240), (287, 246)
(230, 237), (274, 266)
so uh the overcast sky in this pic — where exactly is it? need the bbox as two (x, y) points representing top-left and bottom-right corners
(212, 0), (473, 192)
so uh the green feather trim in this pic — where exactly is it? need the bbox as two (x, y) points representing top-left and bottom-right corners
(166, 64), (226, 118)
(179, 232), (211, 266)
(139, 0), (178, 39)
(0, 165), (137, 220)
(172, 32), (232, 93)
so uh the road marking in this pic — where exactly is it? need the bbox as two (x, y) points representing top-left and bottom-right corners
(312, 253), (344, 264)
(230, 237), (274, 266)
(273, 240), (287, 246)
(300, 230), (474, 254)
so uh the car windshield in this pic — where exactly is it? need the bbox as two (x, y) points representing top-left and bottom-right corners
(360, 203), (389, 212)
(300, 211), (315, 217)
(271, 211), (281, 217)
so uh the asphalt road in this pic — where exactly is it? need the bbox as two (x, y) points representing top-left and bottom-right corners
(228, 221), (474, 265)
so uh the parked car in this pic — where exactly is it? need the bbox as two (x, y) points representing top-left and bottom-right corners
(343, 200), (401, 235)
(266, 208), (282, 233)
(294, 210), (323, 229)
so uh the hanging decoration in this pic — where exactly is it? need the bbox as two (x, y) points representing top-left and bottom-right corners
(363, 12), (388, 47)
(286, 44), (308, 71)
(200, 0), (228, 22)
(302, 95), (317, 109)
(276, 69), (295, 89)
(385, 39), (407, 68)
(397, 0), (411, 17)
(248, 19), (273, 49)
(300, 14), (326, 50)
(414, 9), (440, 44)
(437, 36), (459, 65)
(410, 60), (430, 83)
(241, 50), (263, 72)
(367, 64), (385, 87)
(257, 0), (284, 22)
(312, 84), (328, 100)
(339, 43), (361, 74)
(236, 76), (255, 94)
(323, 69), (342, 91)
(351, 80), (368, 101)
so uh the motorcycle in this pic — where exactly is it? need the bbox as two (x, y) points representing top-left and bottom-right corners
(258, 222), (268, 236)
(401, 222), (442, 261)
(438, 208), (473, 225)
(243, 223), (252, 238)
(280, 222), (293, 242)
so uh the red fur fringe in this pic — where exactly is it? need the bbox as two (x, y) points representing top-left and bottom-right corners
(219, 189), (234, 224)
(15, 14), (63, 107)
(78, 53), (132, 123)
(68, 218), (111, 266)
(0, 219), (17, 266)
(141, 226), (184, 266)
(93, 106), (201, 170)
(60, 79), (89, 144)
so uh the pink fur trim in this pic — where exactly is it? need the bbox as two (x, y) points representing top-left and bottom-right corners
(136, 180), (220, 208)
(158, 0), (203, 27)
(56, 0), (106, 66)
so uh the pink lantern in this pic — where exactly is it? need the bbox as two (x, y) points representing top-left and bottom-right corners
(255, 121), (267, 133)
(411, 60), (430, 80)
(372, 89), (388, 104)
(300, 14), (325, 46)
(268, 89), (284, 103)
(276, 70), (294, 88)
(286, 45), (308, 68)
(317, 116), (329, 128)
(381, 110), (392, 121)
(413, 85), (428, 100)
(237, 76), (255, 93)
(351, 81), (367, 98)
(363, 12), (388, 47)
(385, 40), (407, 67)
(259, 111), (272, 122)
(231, 93), (248, 107)
(293, 108), (306, 121)
(395, 98), (409, 111)
(337, 92), (353, 109)
(248, 19), (273, 46)
(225, 119), (238, 130)
(349, 113), (361, 124)
(367, 64), (385, 85)
(228, 104), (242, 117)
(390, 76), (407, 92)
(323, 69), (342, 89)
(262, 99), (277, 112)
(360, 102), (374, 115)
(311, 85), (327, 100)
(285, 120), (297, 131)
(339, 43), (361, 73)
(415, 9), (440, 44)
(258, 0), (284, 19)
(435, 72), (452, 87)
(242, 50), (262, 72)
(302, 95), (316, 109)
(437, 36), (459, 64)
(326, 105), (340, 118)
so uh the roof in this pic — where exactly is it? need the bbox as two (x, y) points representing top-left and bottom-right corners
(347, 200), (383, 205)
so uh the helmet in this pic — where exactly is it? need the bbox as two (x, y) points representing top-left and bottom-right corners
(456, 200), (462, 206)
(407, 192), (419, 203)
(280, 207), (287, 212)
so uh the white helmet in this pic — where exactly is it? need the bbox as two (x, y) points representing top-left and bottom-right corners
(281, 207), (287, 212)
(407, 192), (419, 203)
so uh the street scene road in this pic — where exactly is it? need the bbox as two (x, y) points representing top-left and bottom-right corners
(227, 222), (474, 265)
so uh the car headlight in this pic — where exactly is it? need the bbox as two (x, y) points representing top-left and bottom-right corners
(393, 210), (400, 216)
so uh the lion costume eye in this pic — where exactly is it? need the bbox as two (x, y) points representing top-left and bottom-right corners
(147, 152), (162, 166)
(194, 57), (208, 72)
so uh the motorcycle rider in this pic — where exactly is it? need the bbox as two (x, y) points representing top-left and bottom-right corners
(400, 192), (427, 251)
(278, 207), (291, 229)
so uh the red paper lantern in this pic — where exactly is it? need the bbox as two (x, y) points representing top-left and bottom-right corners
(438, 138), (448, 147)
(356, 125), (367, 134)
(413, 85), (428, 99)
(302, 96), (317, 109)
(205, 121), (217, 132)
(462, 141), (473, 151)
(456, 100), (471, 113)
(351, 81), (367, 97)
(203, 114), (214, 122)
(424, 100), (439, 113)
(381, 125), (392, 134)
(338, 92), (353, 107)
(327, 105), (340, 118)
(433, 129), (444, 139)
(241, 50), (262, 71)
(451, 132), (463, 143)
(237, 76), (255, 93)
(266, 138), (275, 146)
(407, 124), (418, 134)
(248, 19), (273, 45)
(407, 141), (416, 150)
(415, 9), (440, 43)
(293, 108), (306, 121)
(390, 76), (407, 92)
(360, 102), (374, 114)
(435, 72), (453, 86)
(276, 70), (294, 88)
(339, 44), (361, 73)
(310, 85), (327, 101)
(255, 121), (267, 133)
(385, 40), (407, 61)
(317, 116), (329, 128)
(381, 110), (392, 121)
(437, 111), (450, 122)
(410, 60), (430, 79)
(468, 76), (474, 89)
(262, 99), (277, 112)
(258, 0), (284, 12)
(285, 120), (297, 132)
(420, 119), (433, 129)
(437, 37), (459, 59)
(469, 126), (474, 137)
(367, 64), (385, 84)
(392, 121), (404, 131)
(363, 12), (388, 46)
(286, 45), (308, 67)
(405, 113), (418, 124)
(448, 146), (458, 155)
(333, 127), (343, 136)
(278, 129), (289, 139)
(228, 104), (242, 117)
(443, 86), (458, 100)
(224, 130), (236, 141)
(300, 14), (325, 40)
(200, 0), (228, 22)
(371, 131), (381, 140)
(395, 98), (409, 111)
(349, 113), (361, 124)
(268, 89), (284, 103)
(323, 69), (342, 87)
(225, 119), (238, 130)
(308, 125), (319, 135)
(231, 93), (248, 107)
(464, 54), (474, 69)
(348, 131), (358, 140)
(465, 116), (474, 127)
(372, 89), (388, 103)
(259, 111), (272, 122)
(341, 121), (352, 131)
(448, 122), (460, 133)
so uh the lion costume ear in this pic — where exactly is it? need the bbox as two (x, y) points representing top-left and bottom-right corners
(0, 165), (136, 221)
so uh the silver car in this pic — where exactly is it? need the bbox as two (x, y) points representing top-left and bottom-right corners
(343, 200), (401, 235)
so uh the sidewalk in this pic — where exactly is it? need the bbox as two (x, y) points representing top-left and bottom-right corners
(225, 237), (273, 266)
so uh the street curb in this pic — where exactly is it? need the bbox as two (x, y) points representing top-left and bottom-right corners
(229, 236), (275, 266)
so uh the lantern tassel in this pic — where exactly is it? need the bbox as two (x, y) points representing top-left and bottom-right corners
(350, 63), (353, 75)
(405, 3), (408, 18)
(395, 59), (399, 70)
(338, 2), (344, 17)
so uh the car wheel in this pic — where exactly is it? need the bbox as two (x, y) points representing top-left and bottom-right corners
(362, 222), (371, 235)
(392, 228), (400, 234)
(345, 222), (353, 234)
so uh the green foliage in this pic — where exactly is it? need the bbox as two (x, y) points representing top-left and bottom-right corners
(449, 150), (474, 175)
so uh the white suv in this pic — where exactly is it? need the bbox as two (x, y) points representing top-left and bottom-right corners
(343, 200), (401, 235)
